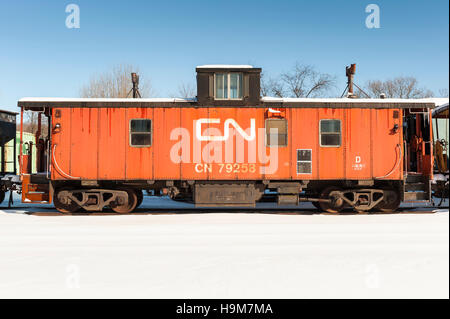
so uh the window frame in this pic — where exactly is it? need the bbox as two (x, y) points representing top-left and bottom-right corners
(129, 118), (153, 148)
(296, 149), (312, 174)
(214, 72), (243, 100)
(319, 119), (342, 148)
(265, 118), (288, 147)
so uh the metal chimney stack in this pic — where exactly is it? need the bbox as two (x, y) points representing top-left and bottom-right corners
(346, 64), (357, 98)
(131, 72), (141, 98)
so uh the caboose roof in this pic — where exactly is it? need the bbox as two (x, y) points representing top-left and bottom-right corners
(196, 64), (254, 69)
(195, 64), (261, 73)
(261, 97), (447, 105)
(19, 97), (195, 103)
(432, 100), (449, 118)
(0, 108), (18, 115)
(18, 96), (441, 109)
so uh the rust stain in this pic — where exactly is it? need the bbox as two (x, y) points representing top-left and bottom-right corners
(88, 108), (92, 134)
(109, 109), (112, 136)
(81, 109), (84, 133)
(52, 107), (410, 183)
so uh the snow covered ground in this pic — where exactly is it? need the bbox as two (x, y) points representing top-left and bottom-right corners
(0, 192), (448, 299)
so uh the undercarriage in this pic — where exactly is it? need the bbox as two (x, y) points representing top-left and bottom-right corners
(47, 179), (406, 214)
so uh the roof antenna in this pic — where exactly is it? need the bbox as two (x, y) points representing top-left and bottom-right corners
(340, 63), (370, 98)
(126, 72), (142, 98)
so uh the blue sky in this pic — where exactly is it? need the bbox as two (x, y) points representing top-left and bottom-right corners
(0, 0), (448, 112)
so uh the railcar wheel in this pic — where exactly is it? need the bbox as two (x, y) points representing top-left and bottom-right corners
(110, 189), (138, 214)
(375, 189), (401, 212)
(312, 201), (321, 210)
(135, 190), (144, 208)
(319, 187), (345, 213)
(54, 189), (81, 213)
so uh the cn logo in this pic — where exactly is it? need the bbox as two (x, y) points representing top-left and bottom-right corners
(196, 118), (256, 142)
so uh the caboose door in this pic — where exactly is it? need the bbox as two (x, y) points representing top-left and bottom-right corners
(404, 108), (433, 176)
(403, 108), (434, 202)
(20, 108), (51, 204)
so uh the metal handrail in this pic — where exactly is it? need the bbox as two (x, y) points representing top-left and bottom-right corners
(375, 144), (403, 179)
(404, 140), (408, 176)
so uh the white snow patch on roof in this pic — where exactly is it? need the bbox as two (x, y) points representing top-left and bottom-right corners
(432, 101), (449, 116)
(19, 97), (196, 103)
(19, 97), (448, 105)
(416, 98), (449, 107)
(261, 97), (447, 104)
(196, 64), (254, 69)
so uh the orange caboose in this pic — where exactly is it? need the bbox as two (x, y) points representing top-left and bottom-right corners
(18, 65), (435, 213)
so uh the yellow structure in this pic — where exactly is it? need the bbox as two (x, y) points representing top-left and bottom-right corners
(3, 131), (36, 174)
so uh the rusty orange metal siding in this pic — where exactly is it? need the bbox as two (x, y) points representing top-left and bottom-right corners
(126, 107), (153, 180)
(70, 108), (100, 179)
(318, 108), (345, 179)
(52, 108), (71, 179)
(179, 107), (208, 180)
(345, 108), (371, 179)
(291, 108), (318, 179)
(51, 106), (404, 181)
(235, 108), (264, 180)
(371, 109), (403, 179)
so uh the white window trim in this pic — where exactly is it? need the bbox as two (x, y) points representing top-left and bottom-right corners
(129, 118), (152, 148)
(319, 119), (342, 148)
(297, 149), (312, 174)
(214, 72), (243, 100)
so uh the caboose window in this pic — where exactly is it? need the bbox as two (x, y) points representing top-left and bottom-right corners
(214, 73), (243, 100)
(265, 118), (288, 147)
(297, 149), (312, 174)
(320, 119), (341, 147)
(130, 119), (152, 147)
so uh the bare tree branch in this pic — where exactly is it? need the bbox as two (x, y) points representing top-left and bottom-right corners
(22, 111), (49, 137)
(366, 76), (433, 98)
(260, 73), (269, 97)
(305, 73), (336, 97)
(177, 82), (196, 99)
(79, 64), (154, 98)
(281, 64), (312, 97)
(260, 73), (285, 97)
(279, 63), (336, 98)
(268, 78), (285, 98)
(438, 88), (449, 98)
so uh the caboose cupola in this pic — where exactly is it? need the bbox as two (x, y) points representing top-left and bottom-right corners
(195, 65), (262, 106)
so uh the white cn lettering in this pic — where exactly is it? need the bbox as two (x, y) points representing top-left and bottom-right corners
(196, 118), (256, 142)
